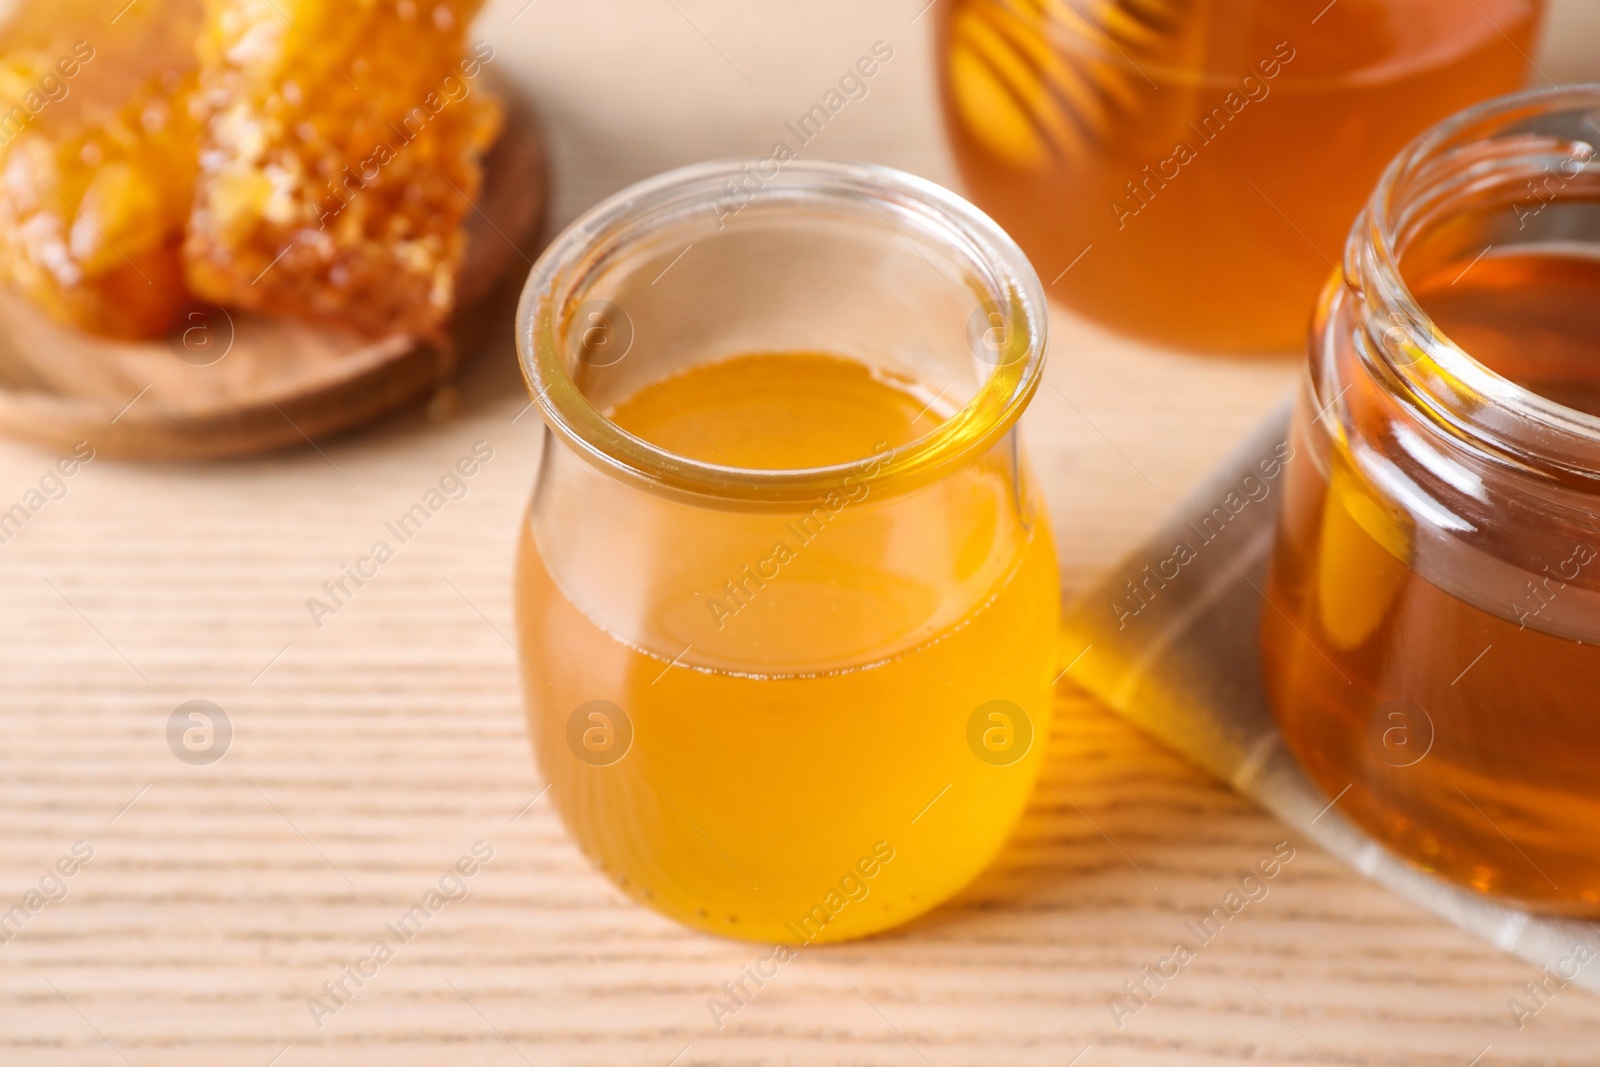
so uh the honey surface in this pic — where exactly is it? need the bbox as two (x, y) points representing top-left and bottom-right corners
(937, 0), (1544, 351)
(1263, 249), (1600, 911)
(1414, 250), (1600, 419)
(515, 352), (1061, 942)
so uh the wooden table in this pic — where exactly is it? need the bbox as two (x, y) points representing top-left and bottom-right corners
(4, 2), (1599, 1063)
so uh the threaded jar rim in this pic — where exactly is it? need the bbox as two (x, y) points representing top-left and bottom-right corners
(1341, 83), (1600, 484)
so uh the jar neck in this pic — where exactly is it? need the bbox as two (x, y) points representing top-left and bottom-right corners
(516, 160), (1049, 511)
(1339, 85), (1600, 489)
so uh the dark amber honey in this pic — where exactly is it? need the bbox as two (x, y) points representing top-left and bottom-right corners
(1263, 245), (1600, 911)
(937, 0), (1544, 351)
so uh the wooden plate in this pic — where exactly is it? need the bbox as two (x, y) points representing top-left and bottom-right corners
(0, 84), (545, 460)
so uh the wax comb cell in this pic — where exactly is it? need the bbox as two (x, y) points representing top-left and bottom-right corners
(184, 0), (502, 340)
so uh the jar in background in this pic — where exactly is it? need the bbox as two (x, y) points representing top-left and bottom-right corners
(937, 0), (1546, 352)
(1262, 87), (1600, 912)
(514, 161), (1059, 943)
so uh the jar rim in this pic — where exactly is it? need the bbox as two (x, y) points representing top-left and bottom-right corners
(514, 159), (1048, 507)
(1350, 83), (1600, 478)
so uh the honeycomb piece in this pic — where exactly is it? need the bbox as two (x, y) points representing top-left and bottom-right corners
(185, 0), (501, 340)
(0, 0), (204, 338)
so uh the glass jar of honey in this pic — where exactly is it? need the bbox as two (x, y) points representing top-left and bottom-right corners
(513, 160), (1059, 942)
(1262, 87), (1600, 913)
(936, 0), (1547, 352)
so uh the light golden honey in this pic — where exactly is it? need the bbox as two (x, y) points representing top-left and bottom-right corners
(515, 352), (1060, 942)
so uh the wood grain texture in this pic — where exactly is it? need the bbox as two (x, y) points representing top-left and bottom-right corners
(2, 1), (1599, 1064)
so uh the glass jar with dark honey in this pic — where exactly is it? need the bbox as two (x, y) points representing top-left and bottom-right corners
(1262, 86), (1600, 914)
(936, 0), (1546, 352)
